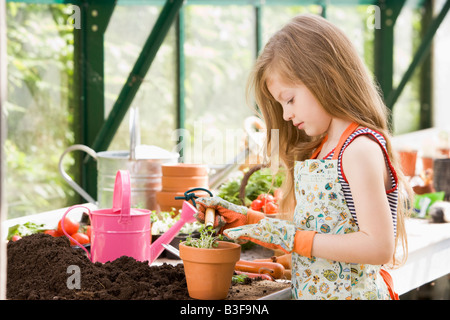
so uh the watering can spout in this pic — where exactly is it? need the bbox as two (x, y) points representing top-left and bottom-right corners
(148, 201), (198, 264)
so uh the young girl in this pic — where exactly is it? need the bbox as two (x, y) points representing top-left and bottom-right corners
(195, 14), (412, 300)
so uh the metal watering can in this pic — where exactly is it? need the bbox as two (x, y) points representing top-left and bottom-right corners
(59, 144), (178, 211)
(61, 170), (198, 264)
(58, 108), (179, 211)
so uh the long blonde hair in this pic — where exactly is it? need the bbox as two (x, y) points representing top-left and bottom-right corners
(246, 14), (412, 267)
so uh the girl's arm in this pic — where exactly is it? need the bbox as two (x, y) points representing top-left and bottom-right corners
(310, 136), (395, 265)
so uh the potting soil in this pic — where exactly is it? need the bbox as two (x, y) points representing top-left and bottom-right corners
(7, 233), (189, 300)
(6, 233), (289, 300)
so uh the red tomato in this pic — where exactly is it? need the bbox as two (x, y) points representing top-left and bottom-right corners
(70, 232), (90, 246)
(263, 202), (278, 214)
(57, 217), (79, 236)
(257, 193), (275, 205)
(11, 235), (21, 241)
(44, 229), (61, 237)
(251, 199), (263, 211)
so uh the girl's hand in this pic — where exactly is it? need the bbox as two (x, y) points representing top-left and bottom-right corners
(224, 218), (296, 253)
(224, 218), (316, 257)
(194, 197), (265, 231)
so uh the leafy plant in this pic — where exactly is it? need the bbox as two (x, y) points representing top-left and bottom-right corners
(150, 210), (201, 235)
(217, 168), (285, 206)
(7, 221), (48, 240)
(183, 225), (223, 249)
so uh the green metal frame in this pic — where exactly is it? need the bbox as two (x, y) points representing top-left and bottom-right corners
(89, 0), (184, 155)
(373, 0), (449, 131)
(83, 0), (183, 198)
(385, 0), (450, 111)
(374, 0), (406, 107)
(419, 0), (433, 129)
(74, 1), (116, 198)
(6, 0), (448, 199)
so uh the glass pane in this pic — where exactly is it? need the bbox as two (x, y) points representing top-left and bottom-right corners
(105, 5), (177, 154)
(326, 5), (374, 70)
(262, 5), (375, 80)
(6, 3), (76, 218)
(182, 5), (256, 165)
(392, 5), (422, 135)
(262, 5), (321, 43)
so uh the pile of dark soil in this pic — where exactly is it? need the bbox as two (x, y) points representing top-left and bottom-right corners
(7, 233), (188, 300)
(6, 233), (289, 300)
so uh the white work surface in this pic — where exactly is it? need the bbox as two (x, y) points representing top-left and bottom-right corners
(389, 218), (450, 295)
(2, 206), (450, 296)
(389, 128), (450, 295)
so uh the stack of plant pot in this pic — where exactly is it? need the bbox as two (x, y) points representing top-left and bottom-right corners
(156, 163), (210, 212)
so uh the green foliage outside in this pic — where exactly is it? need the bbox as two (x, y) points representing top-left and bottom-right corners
(6, 3), (77, 218)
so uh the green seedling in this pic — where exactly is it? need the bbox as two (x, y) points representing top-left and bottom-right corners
(184, 225), (223, 249)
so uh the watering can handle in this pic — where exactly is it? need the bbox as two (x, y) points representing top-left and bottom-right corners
(59, 144), (98, 205)
(113, 170), (131, 223)
(61, 205), (92, 260)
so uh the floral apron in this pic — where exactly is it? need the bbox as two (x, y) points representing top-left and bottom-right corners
(291, 123), (392, 300)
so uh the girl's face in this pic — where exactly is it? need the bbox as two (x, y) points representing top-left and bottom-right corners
(267, 73), (331, 137)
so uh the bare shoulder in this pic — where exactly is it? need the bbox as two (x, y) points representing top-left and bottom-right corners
(344, 134), (382, 154)
(343, 134), (384, 159)
(341, 134), (386, 182)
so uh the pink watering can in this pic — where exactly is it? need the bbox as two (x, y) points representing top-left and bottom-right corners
(61, 170), (199, 264)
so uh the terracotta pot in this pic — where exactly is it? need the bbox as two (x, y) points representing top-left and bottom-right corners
(422, 157), (434, 171)
(156, 190), (210, 212)
(157, 164), (210, 212)
(398, 150), (417, 177)
(162, 164), (208, 177)
(161, 176), (208, 192)
(179, 241), (241, 300)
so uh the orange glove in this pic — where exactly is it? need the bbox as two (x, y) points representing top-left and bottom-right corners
(293, 229), (317, 258)
(195, 197), (265, 233)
